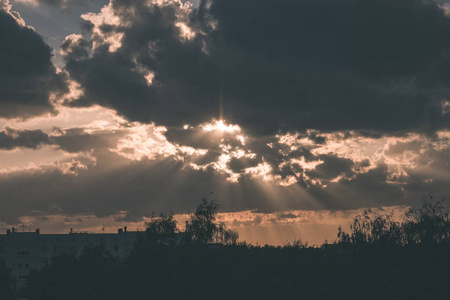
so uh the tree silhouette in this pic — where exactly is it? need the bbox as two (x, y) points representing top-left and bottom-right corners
(185, 198), (238, 245)
(337, 209), (402, 246)
(19, 196), (450, 300)
(145, 213), (177, 237)
(337, 196), (450, 247)
(403, 196), (450, 245)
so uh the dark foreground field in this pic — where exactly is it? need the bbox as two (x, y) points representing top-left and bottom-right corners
(21, 243), (450, 300)
(2, 199), (450, 300)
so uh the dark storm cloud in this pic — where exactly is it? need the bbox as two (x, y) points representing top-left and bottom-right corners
(164, 126), (229, 149)
(402, 143), (450, 195)
(0, 151), (421, 224)
(305, 164), (407, 210)
(37, 0), (91, 9)
(60, 35), (89, 61)
(0, 126), (448, 223)
(28, 0), (197, 10)
(0, 153), (237, 223)
(227, 157), (260, 173)
(277, 213), (298, 220)
(0, 125), (125, 152)
(63, 0), (450, 135)
(51, 127), (126, 153)
(0, 127), (50, 150)
(0, 5), (67, 119)
(306, 156), (354, 181)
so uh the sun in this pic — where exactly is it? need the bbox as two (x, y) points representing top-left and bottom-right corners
(202, 119), (241, 133)
(217, 120), (227, 131)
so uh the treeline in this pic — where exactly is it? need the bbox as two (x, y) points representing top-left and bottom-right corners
(5, 198), (450, 299)
(145, 198), (239, 245)
(337, 199), (450, 247)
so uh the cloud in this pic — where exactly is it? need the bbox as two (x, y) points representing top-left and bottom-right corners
(306, 155), (354, 181)
(277, 213), (298, 220)
(60, 0), (450, 136)
(14, 0), (94, 11)
(0, 123), (123, 153)
(52, 127), (126, 153)
(1, 0), (449, 244)
(0, 126), (50, 150)
(0, 132), (448, 225)
(0, 120), (448, 226)
(60, 34), (89, 62)
(0, 2), (67, 119)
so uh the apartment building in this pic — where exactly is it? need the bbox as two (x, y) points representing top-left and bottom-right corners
(0, 227), (137, 286)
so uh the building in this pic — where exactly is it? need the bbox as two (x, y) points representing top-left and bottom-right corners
(0, 227), (137, 286)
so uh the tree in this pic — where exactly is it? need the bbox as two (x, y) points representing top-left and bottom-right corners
(336, 196), (450, 247)
(403, 196), (450, 246)
(185, 198), (238, 245)
(337, 209), (402, 246)
(145, 213), (177, 237)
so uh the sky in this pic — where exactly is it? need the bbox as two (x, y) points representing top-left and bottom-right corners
(0, 0), (450, 245)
